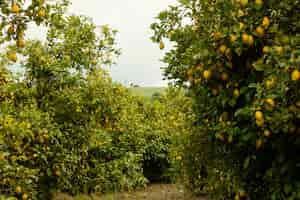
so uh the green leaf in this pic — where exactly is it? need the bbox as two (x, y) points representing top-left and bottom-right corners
(243, 157), (250, 169)
(252, 63), (272, 71)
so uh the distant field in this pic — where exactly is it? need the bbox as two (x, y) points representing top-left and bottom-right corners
(129, 87), (165, 97)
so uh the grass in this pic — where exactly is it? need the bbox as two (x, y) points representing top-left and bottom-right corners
(129, 87), (165, 97)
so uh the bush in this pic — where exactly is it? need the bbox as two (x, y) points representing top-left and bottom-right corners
(152, 0), (300, 199)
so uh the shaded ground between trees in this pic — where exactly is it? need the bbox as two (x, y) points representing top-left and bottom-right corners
(54, 184), (207, 200)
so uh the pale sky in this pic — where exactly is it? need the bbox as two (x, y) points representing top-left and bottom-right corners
(67, 0), (177, 86)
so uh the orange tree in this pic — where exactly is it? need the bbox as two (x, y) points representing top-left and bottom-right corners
(152, 0), (300, 199)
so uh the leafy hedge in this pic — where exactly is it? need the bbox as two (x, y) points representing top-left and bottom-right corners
(152, 0), (300, 199)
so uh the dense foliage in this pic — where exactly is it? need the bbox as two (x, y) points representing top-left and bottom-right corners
(152, 0), (300, 199)
(0, 1), (194, 199)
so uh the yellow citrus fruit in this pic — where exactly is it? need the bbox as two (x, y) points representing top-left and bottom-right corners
(212, 89), (218, 96)
(221, 72), (229, 81)
(239, 191), (247, 198)
(239, 22), (246, 30)
(195, 63), (203, 70)
(213, 32), (222, 40)
(291, 69), (300, 81)
(15, 186), (22, 194)
(262, 46), (270, 54)
(217, 133), (225, 142)
(256, 119), (264, 127)
(12, 3), (20, 14)
(240, 0), (248, 7)
(22, 193), (28, 200)
(233, 88), (240, 97)
(203, 70), (212, 80)
(187, 68), (193, 76)
(235, 194), (240, 200)
(255, 0), (263, 6)
(0, 153), (5, 161)
(38, 8), (46, 18)
(159, 41), (165, 50)
(91, 59), (97, 65)
(219, 45), (227, 54)
(17, 38), (25, 48)
(247, 35), (254, 46)
(264, 130), (271, 137)
(225, 48), (232, 59)
(255, 26), (264, 37)
(230, 34), (238, 43)
(7, 25), (14, 34)
(242, 33), (249, 44)
(176, 155), (182, 160)
(262, 17), (270, 28)
(54, 170), (61, 177)
(256, 139), (263, 150)
(237, 9), (245, 17)
(266, 78), (275, 89)
(255, 111), (263, 121)
(7, 51), (17, 62)
(275, 46), (283, 55)
(265, 98), (275, 108)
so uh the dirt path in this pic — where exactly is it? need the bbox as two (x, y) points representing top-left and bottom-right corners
(54, 184), (207, 200)
(98, 184), (207, 200)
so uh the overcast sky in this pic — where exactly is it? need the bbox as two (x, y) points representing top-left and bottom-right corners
(66, 0), (177, 86)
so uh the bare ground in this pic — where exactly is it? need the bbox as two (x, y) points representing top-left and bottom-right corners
(53, 184), (207, 200)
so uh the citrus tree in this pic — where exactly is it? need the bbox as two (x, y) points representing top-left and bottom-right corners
(152, 0), (300, 199)
(1, 1), (196, 198)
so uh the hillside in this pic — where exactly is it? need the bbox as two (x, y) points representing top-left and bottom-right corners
(129, 87), (165, 97)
